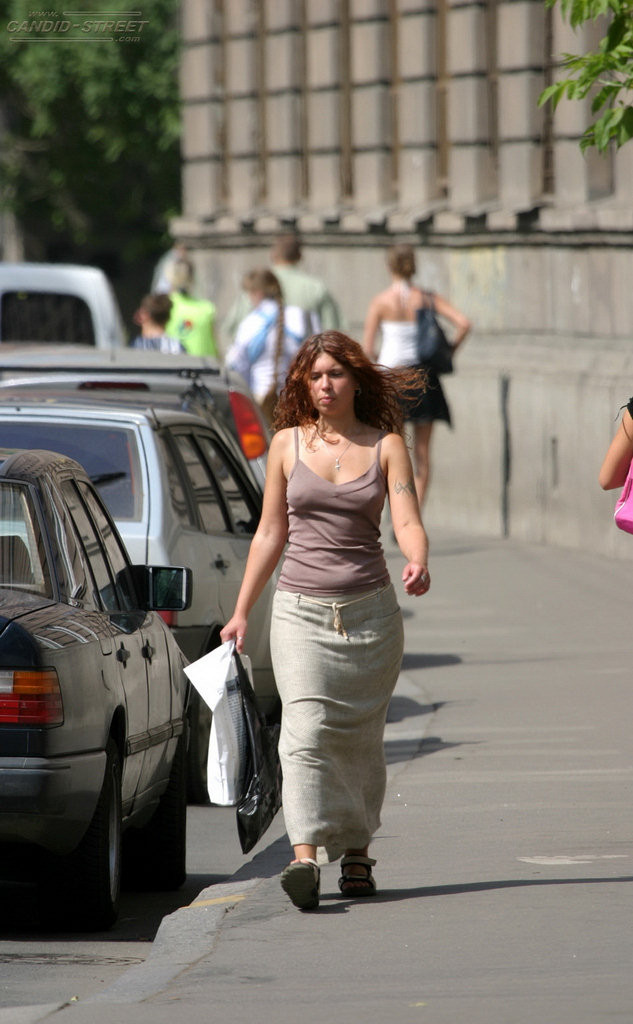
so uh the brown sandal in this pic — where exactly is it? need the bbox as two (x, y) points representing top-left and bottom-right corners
(338, 855), (377, 897)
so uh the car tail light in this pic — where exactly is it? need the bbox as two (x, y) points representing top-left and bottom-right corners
(0, 669), (63, 726)
(158, 610), (177, 627)
(228, 391), (268, 460)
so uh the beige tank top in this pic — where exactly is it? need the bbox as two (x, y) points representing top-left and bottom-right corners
(277, 428), (390, 596)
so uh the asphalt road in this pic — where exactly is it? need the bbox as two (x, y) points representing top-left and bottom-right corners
(0, 805), (241, 1009)
(4, 528), (633, 1024)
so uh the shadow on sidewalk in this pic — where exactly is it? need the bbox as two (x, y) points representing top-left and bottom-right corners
(402, 652), (462, 670)
(309, 874), (633, 911)
(387, 695), (446, 722)
(385, 734), (477, 765)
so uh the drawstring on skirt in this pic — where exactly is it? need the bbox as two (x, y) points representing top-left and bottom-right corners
(299, 585), (389, 640)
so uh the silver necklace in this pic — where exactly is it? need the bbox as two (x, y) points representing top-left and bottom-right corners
(317, 433), (354, 471)
(333, 439), (353, 472)
(316, 425), (359, 471)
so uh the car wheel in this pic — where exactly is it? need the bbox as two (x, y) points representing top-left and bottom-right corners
(41, 739), (122, 931)
(122, 731), (187, 891)
(186, 687), (212, 805)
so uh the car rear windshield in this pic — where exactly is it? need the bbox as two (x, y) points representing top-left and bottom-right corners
(1, 291), (95, 344)
(0, 483), (52, 596)
(0, 423), (142, 521)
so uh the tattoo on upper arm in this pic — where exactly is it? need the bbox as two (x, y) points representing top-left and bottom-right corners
(394, 477), (416, 496)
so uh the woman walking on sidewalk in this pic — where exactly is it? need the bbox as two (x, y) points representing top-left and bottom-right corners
(362, 243), (471, 509)
(221, 331), (430, 910)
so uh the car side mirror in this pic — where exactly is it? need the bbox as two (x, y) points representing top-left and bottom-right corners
(125, 565), (193, 612)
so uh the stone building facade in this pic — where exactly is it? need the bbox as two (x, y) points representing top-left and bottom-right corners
(173, 0), (633, 558)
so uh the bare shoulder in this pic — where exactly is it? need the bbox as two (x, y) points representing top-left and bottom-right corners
(369, 287), (394, 312)
(269, 426), (294, 453)
(268, 426), (299, 478)
(381, 431), (407, 456)
(380, 431), (409, 470)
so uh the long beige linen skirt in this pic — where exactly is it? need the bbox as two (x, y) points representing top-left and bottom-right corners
(270, 582), (404, 863)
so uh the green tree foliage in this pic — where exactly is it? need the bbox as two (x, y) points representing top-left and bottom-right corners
(538, 0), (633, 152)
(0, 0), (181, 261)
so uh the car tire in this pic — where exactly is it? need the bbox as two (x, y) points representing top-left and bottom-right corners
(122, 731), (187, 891)
(186, 687), (212, 806)
(40, 738), (122, 931)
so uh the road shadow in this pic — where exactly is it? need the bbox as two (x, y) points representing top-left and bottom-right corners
(0, 870), (231, 940)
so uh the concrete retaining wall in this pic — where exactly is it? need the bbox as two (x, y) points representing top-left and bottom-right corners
(424, 337), (633, 561)
(190, 238), (633, 561)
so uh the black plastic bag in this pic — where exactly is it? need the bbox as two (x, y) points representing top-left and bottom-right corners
(234, 652), (282, 854)
(415, 296), (453, 375)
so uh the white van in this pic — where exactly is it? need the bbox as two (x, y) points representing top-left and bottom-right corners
(0, 262), (126, 347)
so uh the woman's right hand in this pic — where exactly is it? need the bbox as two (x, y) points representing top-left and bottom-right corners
(220, 615), (248, 655)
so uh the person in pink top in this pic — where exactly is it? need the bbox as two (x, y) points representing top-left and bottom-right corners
(599, 397), (633, 491)
(221, 331), (430, 911)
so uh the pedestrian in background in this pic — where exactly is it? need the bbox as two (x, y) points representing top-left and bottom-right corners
(151, 240), (188, 294)
(164, 257), (218, 358)
(223, 233), (342, 345)
(599, 397), (633, 490)
(220, 331), (430, 911)
(130, 293), (185, 354)
(224, 268), (316, 423)
(363, 243), (471, 509)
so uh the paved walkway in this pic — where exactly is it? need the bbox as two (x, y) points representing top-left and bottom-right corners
(11, 530), (633, 1024)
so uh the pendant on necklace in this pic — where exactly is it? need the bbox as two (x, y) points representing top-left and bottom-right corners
(335, 458), (341, 472)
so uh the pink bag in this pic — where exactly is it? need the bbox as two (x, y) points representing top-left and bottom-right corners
(614, 460), (633, 533)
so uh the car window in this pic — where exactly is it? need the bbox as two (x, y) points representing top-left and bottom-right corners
(60, 480), (122, 612)
(195, 434), (258, 534)
(0, 483), (52, 596)
(155, 433), (196, 528)
(1, 291), (95, 344)
(0, 422), (143, 521)
(77, 482), (136, 612)
(44, 478), (98, 607)
(171, 433), (228, 534)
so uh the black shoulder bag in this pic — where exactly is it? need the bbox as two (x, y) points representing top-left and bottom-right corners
(415, 292), (454, 375)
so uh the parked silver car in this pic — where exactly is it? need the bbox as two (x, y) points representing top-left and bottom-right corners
(0, 348), (270, 489)
(0, 391), (278, 804)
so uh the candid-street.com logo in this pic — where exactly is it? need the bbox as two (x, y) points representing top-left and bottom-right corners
(7, 9), (149, 43)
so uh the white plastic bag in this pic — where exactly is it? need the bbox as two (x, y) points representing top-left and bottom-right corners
(183, 641), (250, 805)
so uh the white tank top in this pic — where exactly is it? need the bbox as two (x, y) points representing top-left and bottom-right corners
(378, 320), (418, 368)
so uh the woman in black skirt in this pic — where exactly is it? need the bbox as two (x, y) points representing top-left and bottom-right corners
(363, 244), (472, 509)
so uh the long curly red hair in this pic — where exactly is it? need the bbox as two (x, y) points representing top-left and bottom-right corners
(272, 331), (426, 435)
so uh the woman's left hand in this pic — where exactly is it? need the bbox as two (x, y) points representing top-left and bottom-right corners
(402, 563), (430, 596)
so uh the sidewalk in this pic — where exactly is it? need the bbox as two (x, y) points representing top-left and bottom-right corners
(12, 530), (633, 1024)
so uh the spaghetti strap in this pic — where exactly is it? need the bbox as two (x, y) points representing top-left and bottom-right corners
(376, 430), (386, 464)
(293, 426), (300, 464)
